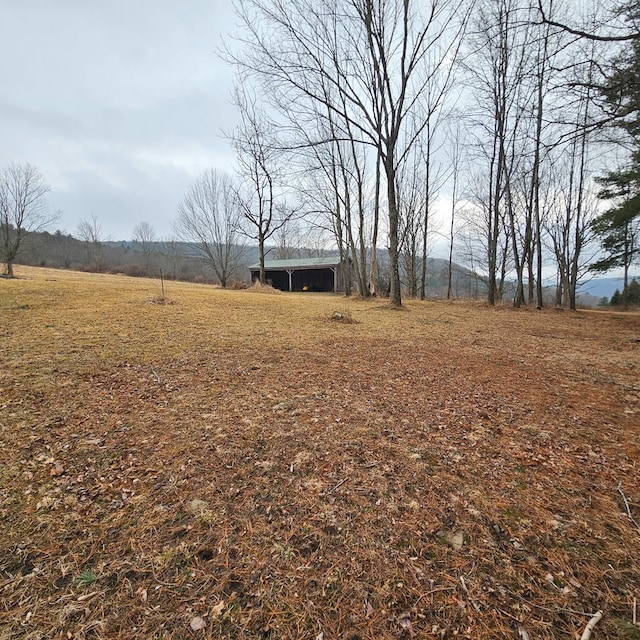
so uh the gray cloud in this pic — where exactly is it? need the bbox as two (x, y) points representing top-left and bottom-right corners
(0, 0), (239, 240)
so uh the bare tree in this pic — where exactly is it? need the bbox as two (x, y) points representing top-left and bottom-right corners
(161, 236), (183, 281)
(544, 71), (600, 310)
(76, 215), (106, 270)
(465, 0), (536, 305)
(297, 141), (354, 296)
(230, 0), (471, 306)
(0, 163), (55, 276)
(175, 169), (247, 288)
(461, 169), (513, 302)
(301, 110), (375, 297)
(231, 87), (297, 284)
(446, 123), (464, 300)
(273, 220), (300, 260)
(398, 144), (428, 298)
(132, 221), (157, 273)
(523, 0), (563, 308)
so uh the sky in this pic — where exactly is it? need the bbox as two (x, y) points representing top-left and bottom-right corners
(0, 0), (239, 240)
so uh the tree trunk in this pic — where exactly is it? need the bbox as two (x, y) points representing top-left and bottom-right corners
(420, 123), (432, 301)
(259, 234), (266, 284)
(385, 158), (402, 307)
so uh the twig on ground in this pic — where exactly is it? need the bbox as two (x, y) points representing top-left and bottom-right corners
(579, 610), (603, 640)
(617, 482), (640, 532)
(327, 477), (349, 493)
(413, 586), (456, 608)
(517, 625), (531, 640)
(459, 576), (481, 612)
(509, 592), (594, 617)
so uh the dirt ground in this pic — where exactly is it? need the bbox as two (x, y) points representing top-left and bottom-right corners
(1, 266), (639, 639)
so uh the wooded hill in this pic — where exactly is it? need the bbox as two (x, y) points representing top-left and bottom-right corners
(12, 228), (486, 298)
(9, 227), (618, 307)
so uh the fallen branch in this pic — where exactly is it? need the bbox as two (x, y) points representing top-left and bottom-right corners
(327, 477), (349, 493)
(412, 586), (456, 608)
(580, 610), (603, 640)
(617, 482), (640, 533)
(459, 576), (481, 612)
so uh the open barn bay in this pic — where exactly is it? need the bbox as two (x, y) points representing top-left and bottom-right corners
(1, 267), (639, 639)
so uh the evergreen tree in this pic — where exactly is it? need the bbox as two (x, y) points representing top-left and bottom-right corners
(624, 276), (640, 304)
(593, 3), (640, 283)
(590, 186), (639, 286)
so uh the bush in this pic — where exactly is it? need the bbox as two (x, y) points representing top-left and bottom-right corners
(610, 289), (622, 306)
(623, 278), (640, 305)
(247, 280), (281, 294)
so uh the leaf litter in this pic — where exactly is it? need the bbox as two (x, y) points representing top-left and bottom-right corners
(0, 266), (639, 639)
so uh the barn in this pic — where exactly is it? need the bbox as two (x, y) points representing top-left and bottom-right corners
(248, 257), (349, 293)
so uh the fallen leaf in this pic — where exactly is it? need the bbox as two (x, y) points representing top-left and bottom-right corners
(212, 600), (225, 616)
(190, 616), (206, 631)
(50, 462), (65, 476)
(445, 530), (464, 550)
(399, 611), (415, 637)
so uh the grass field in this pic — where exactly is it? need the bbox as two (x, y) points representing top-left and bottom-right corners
(1, 266), (639, 639)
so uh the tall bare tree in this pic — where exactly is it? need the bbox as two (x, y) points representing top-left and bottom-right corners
(465, 0), (536, 305)
(301, 108), (376, 297)
(0, 163), (55, 276)
(398, 155), (425, 298)
(231, 88), (297, 285)
(544, 63), (600, 310)
(230, 0), (470, 306)
(446, 122), (465, 300)
(175, 169), (247, 288)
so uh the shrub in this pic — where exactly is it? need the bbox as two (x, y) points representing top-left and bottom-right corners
(610, 289), (622, 306)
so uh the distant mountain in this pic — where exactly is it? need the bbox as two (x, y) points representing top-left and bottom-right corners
(578, 277), (639, 300)
(15, 230), (637, 304)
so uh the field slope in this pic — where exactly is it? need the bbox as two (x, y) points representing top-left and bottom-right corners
(1, 266), (639, 639)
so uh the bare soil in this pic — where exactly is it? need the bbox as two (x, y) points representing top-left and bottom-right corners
(1, 266), (639, 639)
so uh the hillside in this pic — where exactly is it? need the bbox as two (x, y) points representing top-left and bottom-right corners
(12, 229), (488, 297)
(12, 228), (635, 305)
(1, 267), (639, 639)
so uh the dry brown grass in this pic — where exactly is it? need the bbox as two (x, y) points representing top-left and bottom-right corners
(247, 280), (281, 294)
(1, 266), (639, 639)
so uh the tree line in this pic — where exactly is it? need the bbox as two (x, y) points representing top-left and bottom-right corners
(2, 0), (639, 308)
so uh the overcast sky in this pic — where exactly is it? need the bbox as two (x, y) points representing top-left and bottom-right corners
(0, 0), (239, 240)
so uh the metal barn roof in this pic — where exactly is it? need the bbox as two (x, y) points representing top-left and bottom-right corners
(248, 257), (342, 271)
